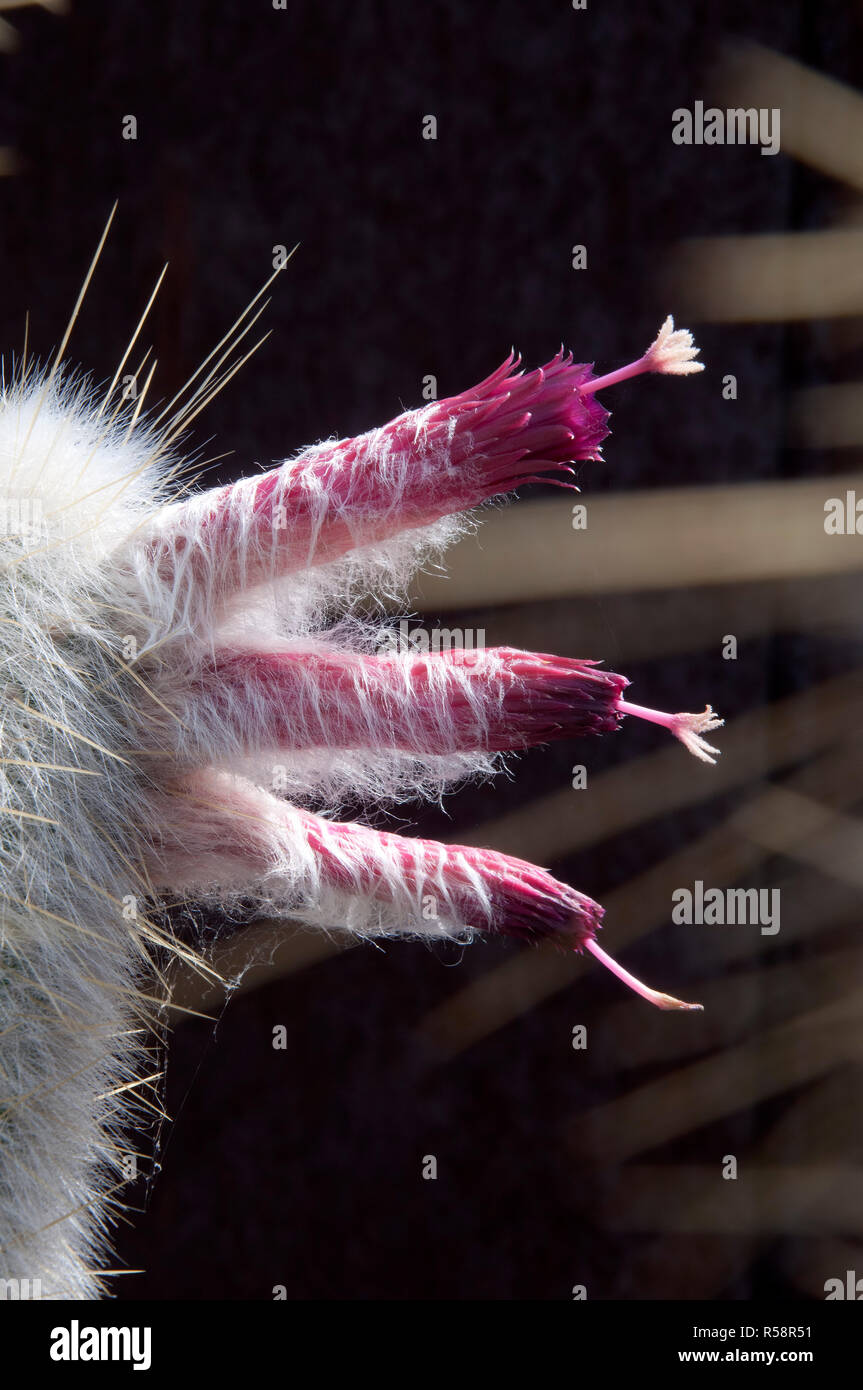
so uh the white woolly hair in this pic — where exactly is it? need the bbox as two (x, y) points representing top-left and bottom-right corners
(0, 297), (512, 1297)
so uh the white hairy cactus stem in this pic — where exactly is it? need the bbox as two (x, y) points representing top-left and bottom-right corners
(0, 210), (715, 1297)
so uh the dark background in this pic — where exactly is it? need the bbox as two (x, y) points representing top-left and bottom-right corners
(0, 0), (860, 1299)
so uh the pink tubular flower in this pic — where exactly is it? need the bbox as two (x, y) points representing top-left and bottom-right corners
(143, 317), (703, 610)
(150, 770), (699, 1011)
(186, 647), (629, 758)
(154, 770), (604, 945)
(128, 315), (714, 1013)
(178, 645), (722, 765)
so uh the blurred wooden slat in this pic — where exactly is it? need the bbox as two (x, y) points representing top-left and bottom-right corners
(666, 232), (863, 321)
(790, 383), (863, 448)
(409, 478), (863, 610)
(569, 990), (863, 1163)
(436, 574), (863, 658)
(595, 939), (863, 1070)
(599, 1164), (863, 1234)
(0, 1), (68, 51)
(605, 1070), (861, 1299)
(0, 1), (69, 10)
(592, 1070), (863, 1294)
(720, 41), (863, 193)
(735, 789), (863, 890)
